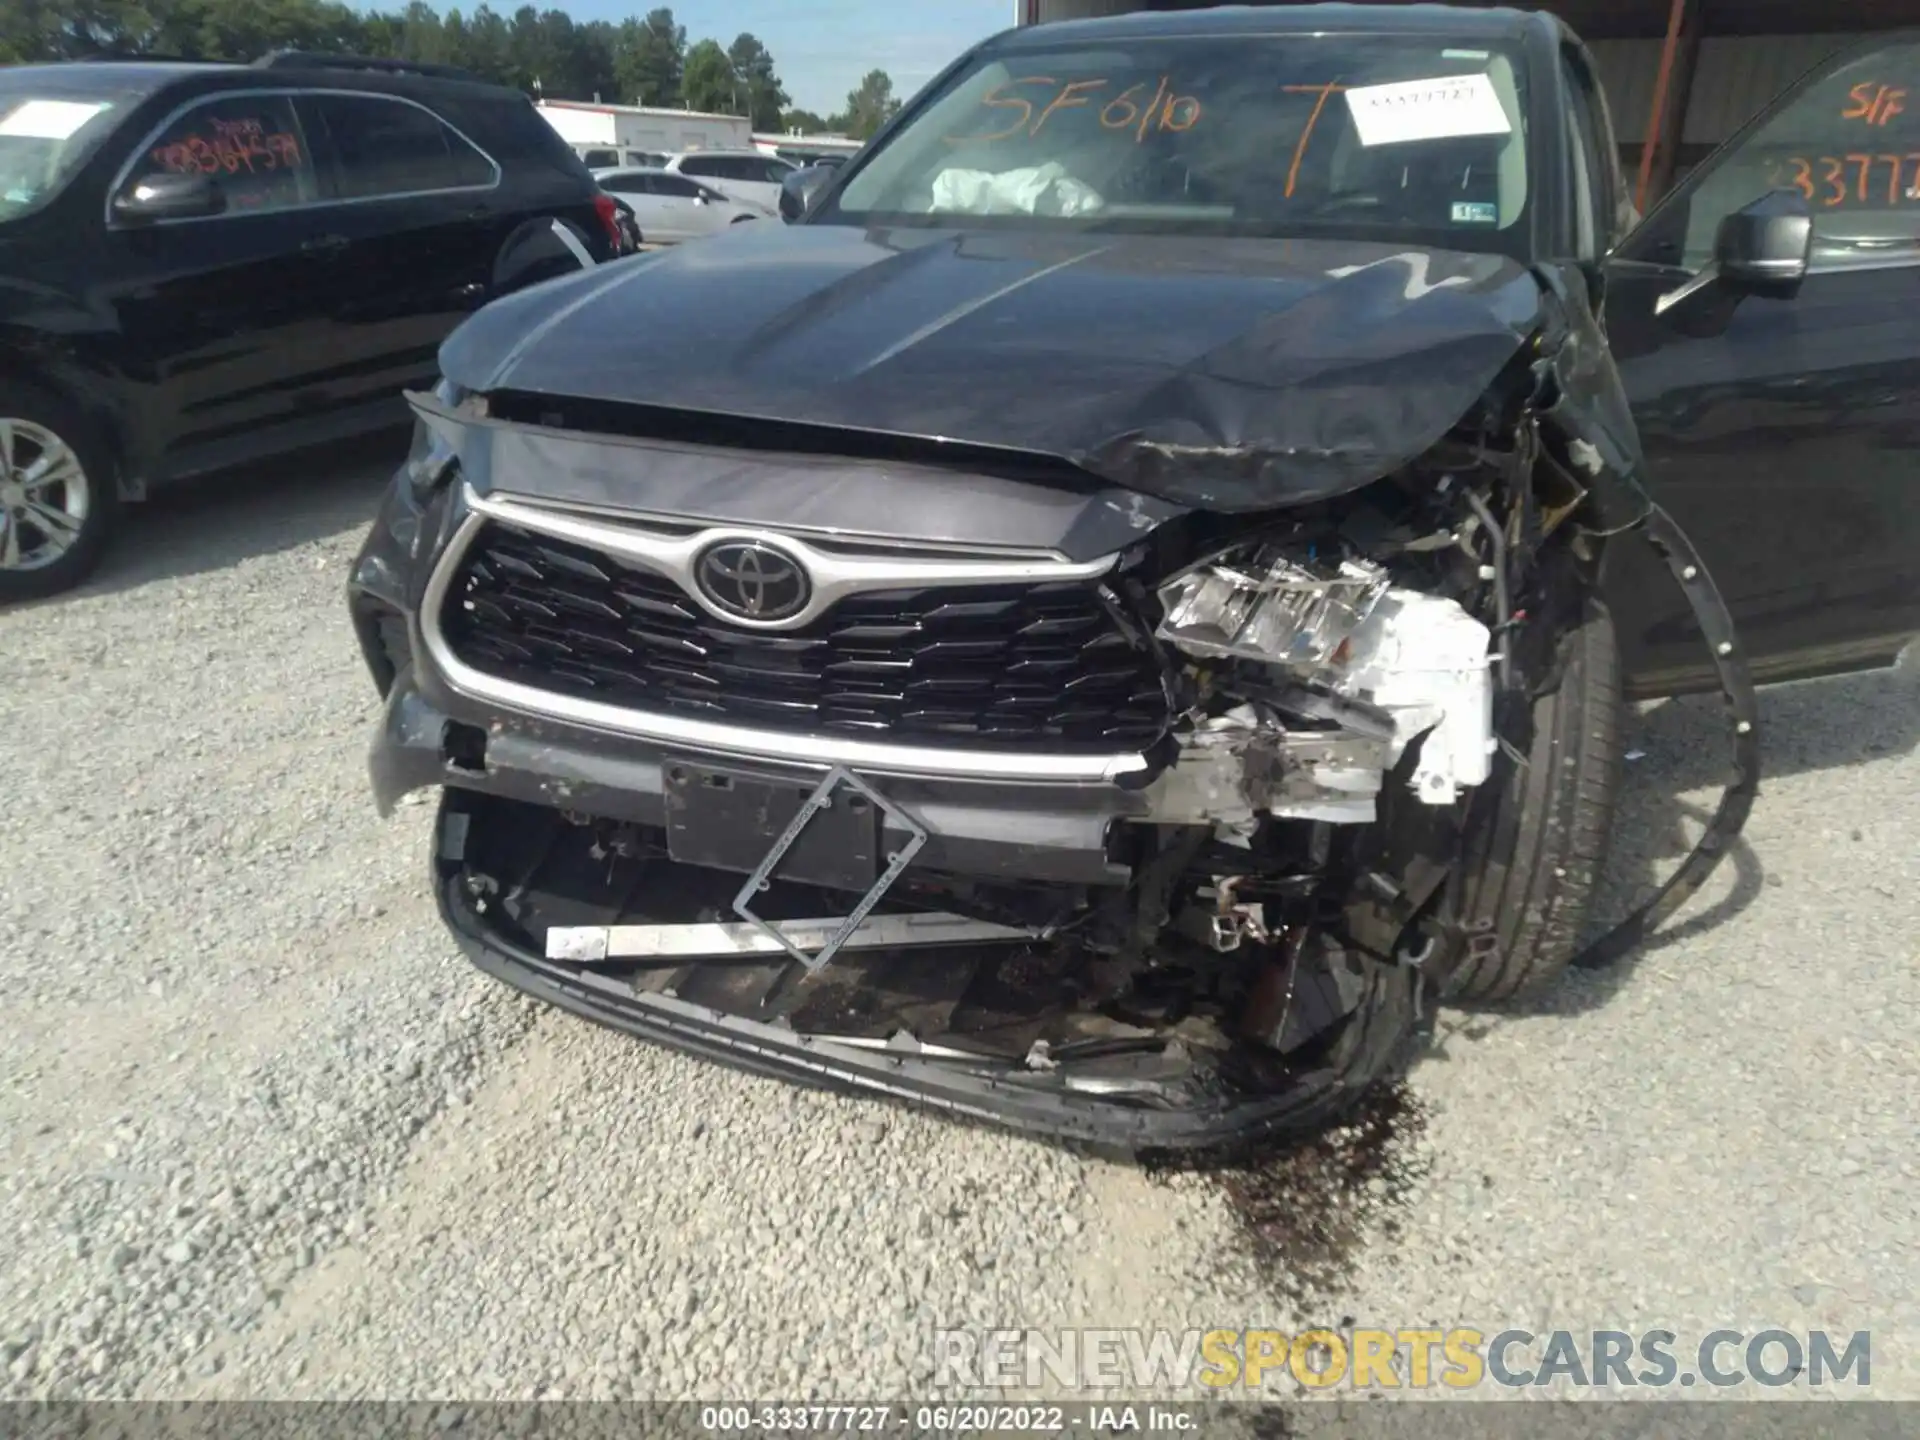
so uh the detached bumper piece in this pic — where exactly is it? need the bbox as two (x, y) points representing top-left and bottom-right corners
(548, 912), (1039, 964)
(433, 791), (1378, 1156)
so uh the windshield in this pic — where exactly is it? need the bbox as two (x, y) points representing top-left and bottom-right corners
(0, 76), (136, 222)
(824, 30), (1533, 255)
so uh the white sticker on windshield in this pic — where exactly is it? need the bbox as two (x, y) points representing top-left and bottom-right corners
(1345, 73), (1512, 148)
(0, 99), (109, 140)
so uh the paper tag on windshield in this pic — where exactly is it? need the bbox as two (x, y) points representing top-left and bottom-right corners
(0, 100), (109, 140)
(1345, 73), (1512, 148)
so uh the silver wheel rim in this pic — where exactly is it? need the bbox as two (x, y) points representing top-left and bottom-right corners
(0, 418), (90, 572)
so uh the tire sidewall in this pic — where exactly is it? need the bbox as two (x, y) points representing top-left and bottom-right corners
(1442, 592), (1622, 1002)
(0, 381), (120, 604)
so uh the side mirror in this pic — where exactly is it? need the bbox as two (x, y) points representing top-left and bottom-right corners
(112, 172), (226, 224)
(1714, 189), (1814, 297)
(694, 192), (711, 206)
(1655, 188), (1813, 317)
(779, 164), (833, 223)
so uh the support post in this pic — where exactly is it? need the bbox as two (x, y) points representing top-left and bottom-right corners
(1636, 0), (1691, 212)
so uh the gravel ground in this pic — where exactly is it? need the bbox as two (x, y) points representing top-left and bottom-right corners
(1, 444), (1915, 1403)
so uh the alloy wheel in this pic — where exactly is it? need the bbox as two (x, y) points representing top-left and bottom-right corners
(0, 418), (90, 571)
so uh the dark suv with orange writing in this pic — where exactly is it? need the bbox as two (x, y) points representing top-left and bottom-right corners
(352, 5), (1920, 1154)
(0, 51), (622, 601)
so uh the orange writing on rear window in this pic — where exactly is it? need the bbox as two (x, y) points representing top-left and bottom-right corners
(151, 116), (304, 178)
(1841, 82), (1908, 127)
(948, 76), (1203, 144)
(1768, 151), (1920, 205)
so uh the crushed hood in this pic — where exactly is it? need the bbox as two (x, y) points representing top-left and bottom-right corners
(441, 224), (1547, 511)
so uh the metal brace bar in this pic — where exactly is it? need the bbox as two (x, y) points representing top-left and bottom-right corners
(547, 912), (1036, 964)
(732, 766), (930, 972)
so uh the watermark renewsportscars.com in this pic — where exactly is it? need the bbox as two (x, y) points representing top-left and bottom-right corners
(934, 1327), (1873, 1392)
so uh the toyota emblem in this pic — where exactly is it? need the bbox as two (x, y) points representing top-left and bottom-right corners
(694, 540), (811, 622)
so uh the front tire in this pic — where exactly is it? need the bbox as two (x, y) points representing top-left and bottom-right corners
(0, 382), (120, 604)
(1444, 594), (1623, 1002)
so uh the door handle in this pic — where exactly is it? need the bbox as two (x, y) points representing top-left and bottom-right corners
(452, 282), (486, 305)
(463, 207), (492, 222)
(300, 234), (349, 255)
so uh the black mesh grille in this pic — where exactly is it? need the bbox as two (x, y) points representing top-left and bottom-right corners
(440, 523), (1169, 753)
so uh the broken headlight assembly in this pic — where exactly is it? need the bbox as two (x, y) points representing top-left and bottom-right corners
(1147, 536), (1496, 829)
(1155, 545), (1391, 668)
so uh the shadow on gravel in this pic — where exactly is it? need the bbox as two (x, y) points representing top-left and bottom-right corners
(1471, 655), (1920, 1018)
(1637, 657), (1920, 790)
(16, 431), (407, 607)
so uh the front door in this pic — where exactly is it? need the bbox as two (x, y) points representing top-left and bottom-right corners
(655, 173), (727, 238)
(100, 88), (349, 477)
(1605, 34), (1920, 693)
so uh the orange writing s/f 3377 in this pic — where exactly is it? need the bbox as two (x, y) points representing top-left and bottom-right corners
(1842, 82), (1908, 127)
(1772, 151), (1920, 206)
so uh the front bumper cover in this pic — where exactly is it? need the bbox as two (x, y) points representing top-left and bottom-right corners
(373, 672), (1154, 890)
(359, 466), (1405, 1153)
(433, 819), (1366, 1157)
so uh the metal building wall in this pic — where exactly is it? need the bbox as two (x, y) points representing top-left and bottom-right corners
(1587, 39), (1667, 145)
(1679, 33), (1852, 144)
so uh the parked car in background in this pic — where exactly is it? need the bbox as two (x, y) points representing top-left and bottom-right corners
(0, 51), (618, 601)
(601, 190), (644, 250)
(663, 148), (795, 210)
(776, 150), (849, 170)
(593, 166), (771, 242)
(580, 145), (670, 170)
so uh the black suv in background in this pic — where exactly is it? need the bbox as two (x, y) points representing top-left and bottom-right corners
(0, 51), (623, 600)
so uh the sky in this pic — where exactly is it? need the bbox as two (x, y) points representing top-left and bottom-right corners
(559, 0), (1018, 117)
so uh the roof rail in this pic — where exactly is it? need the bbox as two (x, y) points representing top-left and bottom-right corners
(252, 50), (483, 83)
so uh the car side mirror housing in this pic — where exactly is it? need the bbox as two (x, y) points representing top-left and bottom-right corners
(779, 165), (832, 223)
(1714, 189), (1814, 298)
(1654, 188), (1814, 318)
(112, 172), (227, 224)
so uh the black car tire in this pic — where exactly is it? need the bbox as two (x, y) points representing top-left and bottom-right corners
(1443, 593), (1623, 1002)
(0, 381), (120, 604)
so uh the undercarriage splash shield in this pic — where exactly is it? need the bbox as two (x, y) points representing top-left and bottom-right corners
(733, 766), (928, 972)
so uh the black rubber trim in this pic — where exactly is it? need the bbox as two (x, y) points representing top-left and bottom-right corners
(1573, 502), (1762, 968)
(436, 869), (1386, 1157)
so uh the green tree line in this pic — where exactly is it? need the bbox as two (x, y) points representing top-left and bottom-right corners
(1, 0), (905, 136)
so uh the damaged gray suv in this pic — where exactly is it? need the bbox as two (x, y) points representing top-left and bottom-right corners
(350, 5), (1920, 1153)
